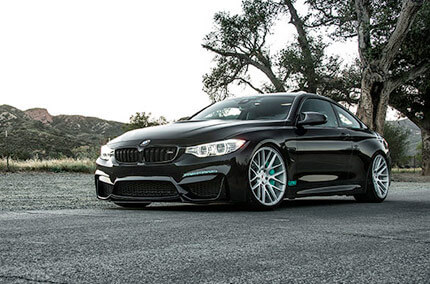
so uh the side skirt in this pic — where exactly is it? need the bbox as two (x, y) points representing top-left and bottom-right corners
(295, 184), (362, 197)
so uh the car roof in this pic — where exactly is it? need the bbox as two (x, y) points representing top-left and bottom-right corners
(225, 92), (338, 105)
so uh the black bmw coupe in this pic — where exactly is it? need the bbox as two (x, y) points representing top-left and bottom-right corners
(95, 93), (391, 209)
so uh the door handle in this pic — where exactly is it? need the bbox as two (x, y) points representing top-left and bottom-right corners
(340, 132), (351, 140)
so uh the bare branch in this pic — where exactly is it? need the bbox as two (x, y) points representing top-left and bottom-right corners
(236, 78), (265, 93)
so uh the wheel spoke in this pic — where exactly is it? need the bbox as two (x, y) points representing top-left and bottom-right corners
(261, 151), (266, 168)
(261, 185), (266, 203)
(268, 176), (285, 185)
(377, 164), (386, 174)
(266, 185), (277, 201)
(250, 175), (258, 182)
(257, 152), (262, 168)
(263, 185), (273, 202)
(268, 163), (282, 171)
(377, 180), (387, 192)
(271, 184), (283, 192)
(273, 170), (285, 177)
(267, 154), (277, 169)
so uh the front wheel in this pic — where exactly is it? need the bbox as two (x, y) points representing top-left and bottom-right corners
(354, 154), (390, 203)
(113, 202), (151, 208)
(248, 146), (287, 209)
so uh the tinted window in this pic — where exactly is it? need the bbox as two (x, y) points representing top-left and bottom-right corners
(191, 96), (295, 121)
(300, 99), (338, 127)
(333, 105), (361, 129)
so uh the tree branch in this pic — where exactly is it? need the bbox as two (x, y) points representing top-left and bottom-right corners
(236, 78), (265, 93)
(387, 61), (430, 93)
(202, 44), (285, 92)
(380, 0), (423, 72)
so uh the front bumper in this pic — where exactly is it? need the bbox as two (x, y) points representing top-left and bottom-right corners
(95, 145), (252, 203)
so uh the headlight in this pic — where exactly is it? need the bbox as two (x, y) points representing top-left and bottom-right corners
(185, 139), (246, 158)
(100, 145), (114, 160)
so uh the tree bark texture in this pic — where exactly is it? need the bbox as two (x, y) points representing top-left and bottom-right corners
(421, 128), (430, 176)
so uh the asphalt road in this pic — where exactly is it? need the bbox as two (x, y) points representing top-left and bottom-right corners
(0, 173), (429, 283)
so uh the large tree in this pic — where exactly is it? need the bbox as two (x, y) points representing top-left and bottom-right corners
(389, 1), (430, 175)
(307, 0), (429, 134)
(202, 0), (360, 103)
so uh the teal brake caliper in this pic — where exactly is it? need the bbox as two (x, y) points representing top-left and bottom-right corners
(269, 169), (275, 185)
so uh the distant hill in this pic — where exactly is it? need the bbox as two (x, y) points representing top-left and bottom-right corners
(386, 118), (421, 157)
(0, 105), (125, 159)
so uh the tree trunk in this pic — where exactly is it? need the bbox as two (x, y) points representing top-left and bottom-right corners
(356, 67), (388, 134)
(421, 128), (430, 176)
(284, 0), (318, 93)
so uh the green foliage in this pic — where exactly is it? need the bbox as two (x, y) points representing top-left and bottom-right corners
(203, 0), (360, 103)
(384, 123), (410, 166)
(124, 112), (168, 131)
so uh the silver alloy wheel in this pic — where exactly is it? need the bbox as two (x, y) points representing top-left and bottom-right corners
(249, 147), (287, 206)
(372, 154), (390, 199)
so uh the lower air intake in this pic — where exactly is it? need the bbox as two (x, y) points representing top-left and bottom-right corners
(185, 176), (225, 199)
(97, 180), (113, 198)
(114, 181), (178, 197)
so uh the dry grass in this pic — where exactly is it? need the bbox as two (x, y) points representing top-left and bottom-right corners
(0, 158), (96, 173)
(391, 167), (422, 173)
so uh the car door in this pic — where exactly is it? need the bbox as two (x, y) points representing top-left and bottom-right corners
(332, 104), (372, 186)
(293, 98), (353, 192)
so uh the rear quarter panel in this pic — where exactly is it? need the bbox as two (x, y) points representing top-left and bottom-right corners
(349, 128), (390, 186)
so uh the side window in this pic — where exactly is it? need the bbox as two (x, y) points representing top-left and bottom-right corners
(300, 99), (338, 127)
(333, 105), (361, 129)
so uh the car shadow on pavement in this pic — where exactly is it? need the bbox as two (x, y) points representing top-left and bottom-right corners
(108, 197), (357, 212)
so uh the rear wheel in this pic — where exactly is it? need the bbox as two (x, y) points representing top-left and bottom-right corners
(114, 202), (151, 208)
(248, 146), (287, 209)
(354, 154), (390, 203)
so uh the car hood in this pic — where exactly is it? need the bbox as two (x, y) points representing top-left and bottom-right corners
(109, 120), (284, 147)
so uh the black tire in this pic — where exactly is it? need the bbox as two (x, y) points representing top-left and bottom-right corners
(354, 154), (389, 203)
(113, 202), (151, 208)
(247, 145), (287, 210)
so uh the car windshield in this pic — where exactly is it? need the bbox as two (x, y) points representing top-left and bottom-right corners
(191, 96), (295, 121)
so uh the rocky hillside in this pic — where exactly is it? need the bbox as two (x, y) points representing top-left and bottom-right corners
(0, 105), (125, 159)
